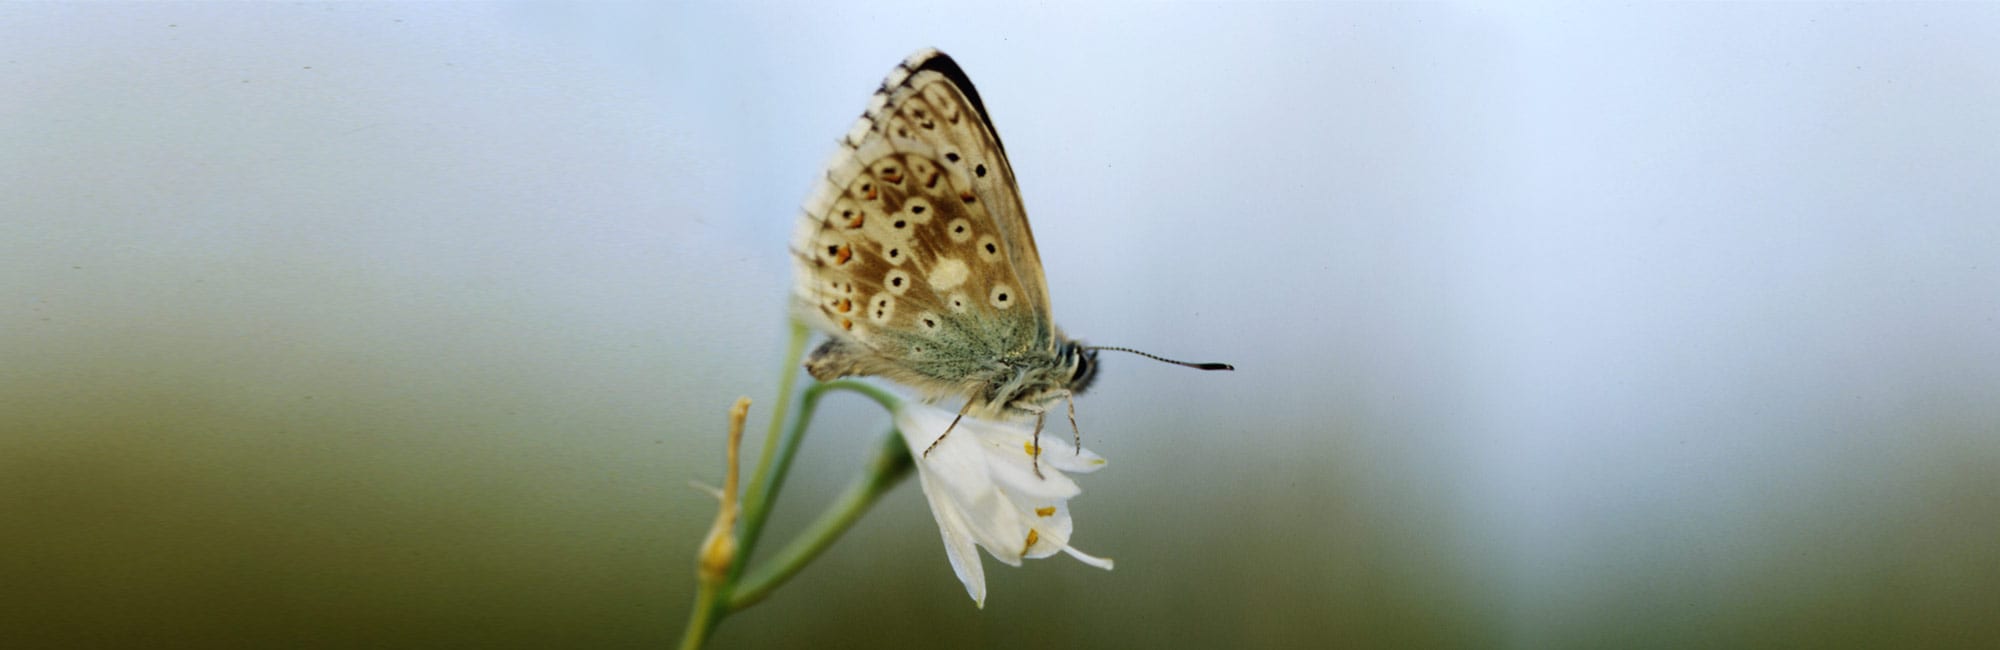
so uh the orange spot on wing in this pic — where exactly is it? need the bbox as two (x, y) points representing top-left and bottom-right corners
(925, 171), (941, 189)
(835, 244), (852, 265)
(959, 190), (975, 203)
(835, 298), (852, 313)
(840, 318), (853, 330)
(846, 213), (864, 228)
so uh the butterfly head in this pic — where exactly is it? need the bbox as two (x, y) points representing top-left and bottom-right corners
(1063, 340), (1100, 396)
(999, 340), (1230, 417)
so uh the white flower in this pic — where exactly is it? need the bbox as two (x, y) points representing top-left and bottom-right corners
(892, 402), (1115, 607)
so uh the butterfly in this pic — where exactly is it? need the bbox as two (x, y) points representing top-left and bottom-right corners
(789, 49), (1230, 473)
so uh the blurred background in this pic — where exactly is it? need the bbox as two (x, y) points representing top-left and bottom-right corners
(4, 3), (1997, 648)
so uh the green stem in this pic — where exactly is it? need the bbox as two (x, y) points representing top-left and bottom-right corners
(735, 319), (811, 558)
(677, 581), (722, 650)
(729, 428), (913, 610)
(678, 321), (809, 650)
(731, 379), (897, 583)
(678, 330), (907, 650)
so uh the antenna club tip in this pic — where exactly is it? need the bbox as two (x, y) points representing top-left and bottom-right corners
(1082, 345), (1233, 372)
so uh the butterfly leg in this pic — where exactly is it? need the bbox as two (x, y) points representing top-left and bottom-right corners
(1065, 392), (1081, 456)
(922, 401), (974, 457)
(1030, 412), (1045, 480)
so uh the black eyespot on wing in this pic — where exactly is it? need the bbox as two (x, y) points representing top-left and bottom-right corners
(984, 242), (997, 254)
(974, 164), (986, 177)
(945, 152), (960, 163)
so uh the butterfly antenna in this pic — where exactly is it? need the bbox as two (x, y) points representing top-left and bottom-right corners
(1083, 346), (1234, 371)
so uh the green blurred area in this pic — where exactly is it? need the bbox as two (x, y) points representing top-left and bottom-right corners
(5, 350), (1996, 647)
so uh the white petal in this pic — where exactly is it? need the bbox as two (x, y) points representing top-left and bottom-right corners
(916, 466), (987, 606)
(1004, 498), (1074, 559)
(1061, 544), (1115, 571)
(897, 407), (1027, 565)
(1044, 444), (1109, 474)
(986, 453), (1083, 501)
(891, 401), (1117, 604)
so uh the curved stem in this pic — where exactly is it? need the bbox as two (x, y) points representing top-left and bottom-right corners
(730, 379), (896, 582)
(679, 322), (808, 650)
(676, 584), (721, 650)
(733, 319), (811, 574)
(677, 320), (908, 649)
(729, 428), (913, 610)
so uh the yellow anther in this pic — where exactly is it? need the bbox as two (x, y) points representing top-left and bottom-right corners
(1023, 441), (1040, 456)
(1035, 506), (1055, 517)
(1021, 529), (1040, 555)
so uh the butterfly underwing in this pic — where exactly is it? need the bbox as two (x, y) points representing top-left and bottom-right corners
(788, 49), (1229, 454)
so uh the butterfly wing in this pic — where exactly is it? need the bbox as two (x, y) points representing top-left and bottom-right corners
(791, 49), (1057, 401)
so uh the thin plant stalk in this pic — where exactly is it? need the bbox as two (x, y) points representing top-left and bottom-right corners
(678, 321), (912, 650)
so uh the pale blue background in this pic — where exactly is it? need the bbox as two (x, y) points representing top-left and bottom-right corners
(4, 3), (1997, 647)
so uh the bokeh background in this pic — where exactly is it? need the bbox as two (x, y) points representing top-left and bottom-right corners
(5, 3), (1998, 648)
